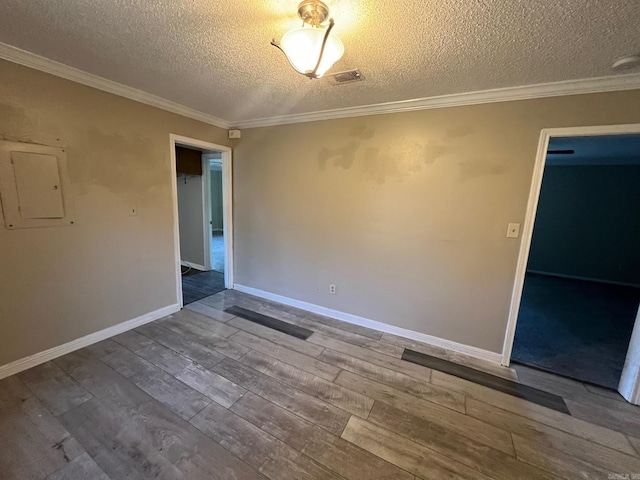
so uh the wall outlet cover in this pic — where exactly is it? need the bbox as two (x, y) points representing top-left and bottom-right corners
(507, 223), (521, 238)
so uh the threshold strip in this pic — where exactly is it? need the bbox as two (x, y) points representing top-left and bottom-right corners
(224, 305), (313, 340)
(402, 349), (570, 414)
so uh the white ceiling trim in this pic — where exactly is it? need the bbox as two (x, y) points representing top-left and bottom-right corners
(233, 73), (640, 129)
(0, 42), (230, 129)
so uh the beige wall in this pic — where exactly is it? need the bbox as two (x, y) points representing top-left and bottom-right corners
(177, 171), (207, 267)
(0, 59), (232, 365)
(234, 90), (640, 354)
(3, 55), (640, 366)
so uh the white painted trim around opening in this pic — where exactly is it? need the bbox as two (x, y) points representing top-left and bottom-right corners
(170, 134), (234, 309)
(233, 284), (503, 365)
(0, 303), (180, 380)
(221, 150), (234, 289)
(620, 305), (640, 405)
(501, 123), (640, 403)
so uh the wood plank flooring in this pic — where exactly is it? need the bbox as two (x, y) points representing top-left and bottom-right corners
(2, 289), (640, 480)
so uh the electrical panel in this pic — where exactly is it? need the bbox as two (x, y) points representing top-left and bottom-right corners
(0, 141), (75, 229)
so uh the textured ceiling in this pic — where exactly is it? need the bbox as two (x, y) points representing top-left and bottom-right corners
(0, 1), (639, 124)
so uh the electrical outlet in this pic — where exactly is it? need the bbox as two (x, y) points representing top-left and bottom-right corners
(506, 223), (520, 238)
(329, 284), (336, 294)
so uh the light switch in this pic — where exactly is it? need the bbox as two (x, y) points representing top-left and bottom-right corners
(506, 223), (520, 238)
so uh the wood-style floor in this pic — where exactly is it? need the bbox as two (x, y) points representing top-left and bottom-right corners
(2, 290), (640, 480)
(181, 269), (225, 305)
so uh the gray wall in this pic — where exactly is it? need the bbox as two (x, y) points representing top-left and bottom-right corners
(177, 171), (206, 267)
(234, 90), (640, 354)
(527, 165), (640, 286)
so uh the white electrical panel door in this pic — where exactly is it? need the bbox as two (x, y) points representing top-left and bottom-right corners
(11, 152), (65, 218)
(0, 141), (75, 229)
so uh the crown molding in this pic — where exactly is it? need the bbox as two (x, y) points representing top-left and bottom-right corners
(2, 41), (640, 131)
(0, 42), (230, 129)
(232, 73), (640, 129)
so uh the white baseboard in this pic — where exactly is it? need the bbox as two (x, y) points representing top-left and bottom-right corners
(527, 270), (640, 288)
(232, 284), (502, 365)
(181, 260), (206, 271)
(0, 303), (181, 380)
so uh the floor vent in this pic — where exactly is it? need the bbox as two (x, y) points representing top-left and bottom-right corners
(326, 69), (365, 85)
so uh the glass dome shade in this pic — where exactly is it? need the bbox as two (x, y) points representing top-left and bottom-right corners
(280, 26), (344, 78)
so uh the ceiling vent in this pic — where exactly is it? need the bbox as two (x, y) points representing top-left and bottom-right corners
(326, 69), (365, 85)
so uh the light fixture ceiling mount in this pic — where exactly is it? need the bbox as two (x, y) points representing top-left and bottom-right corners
(297, 0), (330, 26)
(612, 54), (640, 72)
(271, 0), (344, 79)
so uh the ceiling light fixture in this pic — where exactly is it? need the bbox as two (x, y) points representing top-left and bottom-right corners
(271, 0), (344, 79)
(612, 55), (640, 71)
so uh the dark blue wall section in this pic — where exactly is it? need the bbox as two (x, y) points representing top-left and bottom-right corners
(528, 134), (640, 286)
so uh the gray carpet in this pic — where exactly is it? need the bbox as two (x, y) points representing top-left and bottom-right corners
(512, 273), (639, 389)
(211, 232), (224, 273)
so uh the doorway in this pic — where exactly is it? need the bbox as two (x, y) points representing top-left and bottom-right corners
(169, 135), (233, 306)
(206, 154), (225, 274)
(502, 125), (640, 399)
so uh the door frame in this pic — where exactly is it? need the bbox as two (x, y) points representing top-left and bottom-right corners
(501, 123), (640, 361)
(169, 134), (234, 307)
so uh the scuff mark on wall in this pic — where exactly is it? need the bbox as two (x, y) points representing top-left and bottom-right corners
(318, 141), (360, 170)
(0, 103), (71, 149)
(446, 125), (474, 138)
(0, 104), (36, 145)
(349, 125), (375, 140)
(71, 128), (163, 198)
(361, 146), (395, 184)
(362, 139), (450, 184)
(457, 158), (508, 182)
(422, 139), (451, 166)
(319, 124), (452, 184)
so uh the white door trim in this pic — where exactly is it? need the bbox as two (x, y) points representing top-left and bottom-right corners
(620, 305), (640, 404)
(169, 134), (234, 308)
(500, 123), (640, 401)
(221, 149), (234, 289)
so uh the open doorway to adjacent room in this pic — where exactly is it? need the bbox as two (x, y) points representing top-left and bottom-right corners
(170, 135), (233, 306)
(504, 127), (640, 397)
(207, 154), (225, 274)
